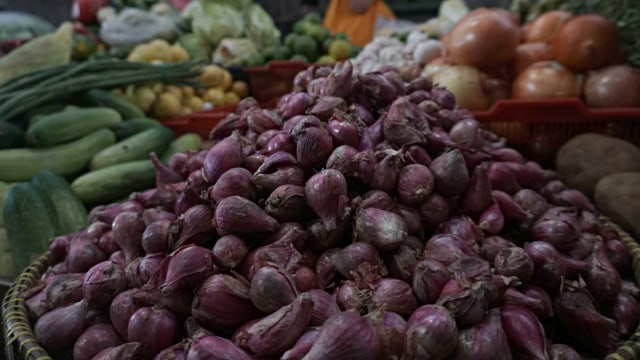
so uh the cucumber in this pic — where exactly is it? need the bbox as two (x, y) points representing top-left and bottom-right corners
(26, 107), (121, 147)
(0, 128), (117, 182)
(111, 117), (162, 140)
(85, 88), (146, 119)
(3, 182), (59, 272)
(160, 133), (203, 163)
(0, 181), (13, 227)
(71, 160), (156, 205)
(24, 102), (68, 120)
(0, 120), (25, 149)
(31, 170), (88, 234)
(0, 228), (16, 278)
(90, 126), (174, 170)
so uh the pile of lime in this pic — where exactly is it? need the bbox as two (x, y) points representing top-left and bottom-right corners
(245, 13), (362, 66)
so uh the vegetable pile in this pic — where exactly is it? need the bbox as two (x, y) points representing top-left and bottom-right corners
(113, 65), (249, 118)
(245, 13), (361, 67)
(21, 62), (639, 359)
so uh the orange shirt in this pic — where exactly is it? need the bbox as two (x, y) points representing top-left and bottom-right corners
(323, 0), (396, 47)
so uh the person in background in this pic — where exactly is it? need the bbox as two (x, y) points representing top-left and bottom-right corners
(323, 0), (395, 47)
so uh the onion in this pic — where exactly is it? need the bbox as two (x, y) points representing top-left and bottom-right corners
(411, 259), (450, 304)
(303, 310), (380, 360)
(428, 66), (493, 111)
(34, 300), (90, 352)
(553, 14), (621, 71)
(514, 42), (553, 75)
(549, 344), (581, 360)
(430, 149), (470, 197)
(192, 274), (260, 331)
(554, 282), (619, 356)
(584, 64), (640, 108)
(424, 234), (478, 266)
(214, 196), (279, 236)
(404, 305), (458, 360)
(447, 9), (520, 68)
(332, 242), (383, 280)
(281, 327), (320, 360)
(73, 323), (123, 360)
(494, 247), (534, 283)
(583, 242), (621, 303)
(354, 207), (408, 251)
(187, 335), (252, 360)
(92, 342), (144, 360)
(160, 245), (214, 295)
(397, 164), (435, 206)
(110, 289), (143, 340)
(513, 61), (581, 99)
(480, 235), (516, 262)
(604, 291), (640, 337)
(212, 235), (248, 269)
(250, 263), (298, 313)
(385, 236), (423, 283)
(524, 10), (572, 43)
(305, 169), (348, 231)
(461, 165), (492, 215)
(500, 304), (549, 360)
(450, 308), (512, 360)
(83, 260), (127, 308)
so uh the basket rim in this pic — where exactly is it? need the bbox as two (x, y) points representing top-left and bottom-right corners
(3, 216), (640, 360)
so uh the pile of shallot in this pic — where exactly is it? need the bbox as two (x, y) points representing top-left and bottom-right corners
(24, 61), (639, 360)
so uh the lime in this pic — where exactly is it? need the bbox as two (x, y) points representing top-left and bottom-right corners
(316, 55), (336, 65)
(272, 46), (292, 60)
(293, 21), (305, 34)
(245, 53), (265, 67)
(261, 46), (276, 61)
(292, 35), (319, 62)
(290, 54), (309, 63)
(335, 32), (350, 41)
(306, 24), (330, 44)
(349, 44), (363, 58)
(329, 39), (351, 61)
(303, 12), (323, 24)
(284, 33), (298, 48)
(322, 37), (335, 53)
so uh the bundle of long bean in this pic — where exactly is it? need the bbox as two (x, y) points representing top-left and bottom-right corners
(0, 60), (203, 122)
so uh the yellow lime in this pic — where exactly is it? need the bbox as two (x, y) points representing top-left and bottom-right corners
(231, 81), (249, 98)
(329, 39), (351, 61)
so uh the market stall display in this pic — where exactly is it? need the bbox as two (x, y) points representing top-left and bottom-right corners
(1, 61), (639, 360)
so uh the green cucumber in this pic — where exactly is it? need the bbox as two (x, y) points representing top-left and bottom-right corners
(0, 181), (13, 227)
(160, 133), (203, 163)
(71, 160), (156, 205)
(0, 128), (117, 182)
(31, 170), (88, 234)
(26, 107), (121, 147)
(90, 126), (174, 170)
(110, 117), (163, 140)
(0, 120), (25, 149)
(85, 88), (146, 119)
(3, 182), (59, 272)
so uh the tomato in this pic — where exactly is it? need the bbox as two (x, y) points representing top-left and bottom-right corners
(512, 61), (582, 99)
(447, 8), (521, 68)
(523, 11), (572, 43)
(553, 14), (621, 72)
(513, 42), (553, 75)
(584, 65), (640, 108)
(72, 0), (108, 24)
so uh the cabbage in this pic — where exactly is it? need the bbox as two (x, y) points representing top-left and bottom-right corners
(243, 3), (281, 50)
(100, 8), (178, 53)
(212, 38), (258, 67)
(183, 1), (244, 45)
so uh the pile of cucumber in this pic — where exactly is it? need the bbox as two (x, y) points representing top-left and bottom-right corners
(0, 88), (203, 276)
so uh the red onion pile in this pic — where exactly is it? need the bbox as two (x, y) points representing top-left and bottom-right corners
(24, 61), (639, 359)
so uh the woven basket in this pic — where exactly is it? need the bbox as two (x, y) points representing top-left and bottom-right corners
(3, 217), (640, 360)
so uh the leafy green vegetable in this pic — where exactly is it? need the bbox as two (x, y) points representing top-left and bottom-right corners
(0, 23), (72, 86)
(183, 1), (244, 45)
(243, 3), (281, 50)
(0, 11), (54, 42)
(213, 38), (258, 67)
(178, 33), (213, 61)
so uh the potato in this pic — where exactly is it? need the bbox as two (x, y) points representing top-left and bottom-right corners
(556, 133), (640, 196)
(595, 172), (640, 237)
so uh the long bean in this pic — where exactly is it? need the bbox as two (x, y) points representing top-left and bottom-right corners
(0, 61), (203, 122)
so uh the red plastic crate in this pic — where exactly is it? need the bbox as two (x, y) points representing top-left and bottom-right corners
(163, 98), (280, 139)
(244, 61), (310, 102)
(473, 98), (640, 167)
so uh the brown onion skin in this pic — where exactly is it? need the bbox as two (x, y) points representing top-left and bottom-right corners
(73, 323), (123, 360)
